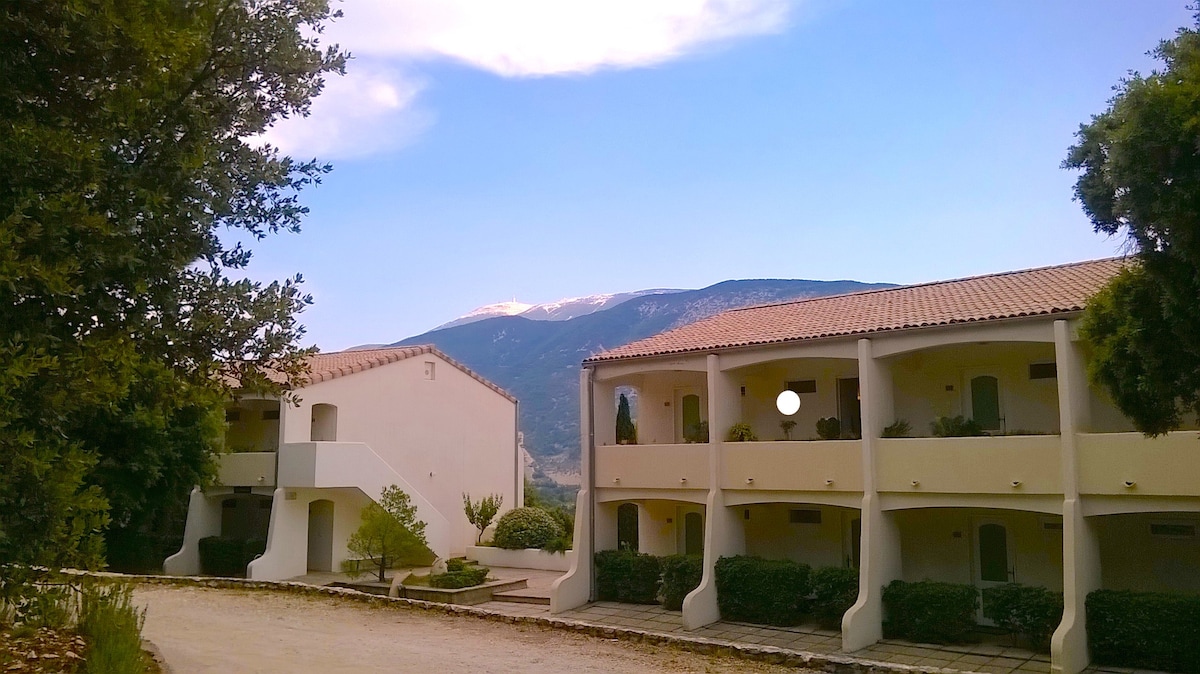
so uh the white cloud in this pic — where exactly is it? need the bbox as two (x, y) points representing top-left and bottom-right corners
(332, 0), (792, 76)
(263, 0), (792, 158)
(254, 63), (430, 159)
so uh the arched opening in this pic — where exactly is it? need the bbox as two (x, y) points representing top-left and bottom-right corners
(310, 404), (338, 441)
(970, 375), (1001, 431)
(617, 503), (639, 551)
(684, 512), (704, 556)
(307, 499), (335, 572)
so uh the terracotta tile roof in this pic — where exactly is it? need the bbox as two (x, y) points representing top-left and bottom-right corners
(586, 257), (1126, 363)
(278, 345), (516, 402)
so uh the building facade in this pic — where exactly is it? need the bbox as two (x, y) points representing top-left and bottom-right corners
(165, 345), (522, 580)
(550, 258), (1200, 674)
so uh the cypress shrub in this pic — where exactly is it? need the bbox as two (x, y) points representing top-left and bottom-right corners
(660, 555), (704, 611)
(715, 556), (812, 626)
(811, 566), (859, 629)
(981, 583), (1063, 651)
(594, 549), (662, 604)
(882, 580), (979, 644)
(1087, 589), (1200, 673)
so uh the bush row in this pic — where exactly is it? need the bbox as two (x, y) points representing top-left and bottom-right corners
(1088, 589), (1200, 673)
(595, 549), (664, 604)
(982, 583), (1063, 650)
(198, 536), (266, 577)
(715, 556), (859, 627)
(883, 580), (979, 643)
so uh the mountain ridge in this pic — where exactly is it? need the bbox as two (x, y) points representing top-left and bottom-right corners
(388, 277), (897, 474)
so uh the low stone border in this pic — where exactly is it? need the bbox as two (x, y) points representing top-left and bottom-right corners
(92, 571), (964, 674)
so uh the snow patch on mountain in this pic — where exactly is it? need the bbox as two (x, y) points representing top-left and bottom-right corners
(435, 288), (683, 330)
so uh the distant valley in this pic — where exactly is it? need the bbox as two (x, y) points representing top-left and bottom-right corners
(384, 278), (896, 478)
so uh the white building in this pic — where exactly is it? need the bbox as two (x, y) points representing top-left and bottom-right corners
(551, 258), (1200, 674)
(164, 345), (522, 580)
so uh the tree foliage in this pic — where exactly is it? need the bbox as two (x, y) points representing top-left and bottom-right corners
(1066, 14), (1200, 435)
(616, 393), (637, 444)
(346, 486), (429, 583)
(0, 0), (345, 568)
(462, 492), (503, 545)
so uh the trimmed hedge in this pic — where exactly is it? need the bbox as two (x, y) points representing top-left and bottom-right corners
(1087, 589), (1200, 673)
(493, 507), (563, 550)
(660, 555), (704, 611)
(981, 583), (1063, 650)
(882, 580), (978, 644)
(811, 566), (859, 629)
(430, 564), (489, 589)
(198, 536), (266, 577)
(595, 549), (662, 604)
(715, 556), (812, 626)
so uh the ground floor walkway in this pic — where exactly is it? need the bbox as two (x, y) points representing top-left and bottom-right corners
(257, 567), (1156, 674)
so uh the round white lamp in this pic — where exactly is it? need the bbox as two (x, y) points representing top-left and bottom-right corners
(776, 390), (801, 416)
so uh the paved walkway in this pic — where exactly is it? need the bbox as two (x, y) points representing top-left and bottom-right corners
(292, 567), (1143, 674)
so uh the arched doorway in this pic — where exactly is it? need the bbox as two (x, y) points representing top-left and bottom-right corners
(307, 500), (335, 572)
(684, 512), (704, 556)
(617, 503), (639, 551)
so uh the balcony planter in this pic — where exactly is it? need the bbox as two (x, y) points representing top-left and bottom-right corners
(466, 545), (575, 572)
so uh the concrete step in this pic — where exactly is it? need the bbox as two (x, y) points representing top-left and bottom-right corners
(491, 588), (551, 606)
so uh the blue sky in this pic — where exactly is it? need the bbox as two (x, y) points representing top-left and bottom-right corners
(246, 1), (1193, 351)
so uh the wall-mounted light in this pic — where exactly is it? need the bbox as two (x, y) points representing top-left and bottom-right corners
(680, 477), (688, 485)
(776, 390), (801, 416)
(1124, 480), (1136, 489)
(745, 477), (755, 485)
(911, 480), (920, 488)
(613, 477), (621, 484)
(1011, 480), (1022, 488)
(825, 479), (834, 486)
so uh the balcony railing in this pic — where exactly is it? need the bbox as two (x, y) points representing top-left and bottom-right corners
(595, 443), (710, 490)
(1078, 431), (1200, 496)
(876, 435), (1062, 494)
(721, 440), (863, 492)
(217, 451), (276, 487)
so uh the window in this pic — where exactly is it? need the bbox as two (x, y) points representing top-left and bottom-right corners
(789, 509), (822, 524)
(262, 409), (280, 420)
(786, 380), (817, 394)
(1150, 522), (1196, 538)
(225, 409), (241, 422)
(1029, 363), (1058, 380)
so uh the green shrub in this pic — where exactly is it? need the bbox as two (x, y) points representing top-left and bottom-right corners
(981, 583), (1063, 651)
(594, 549), (662, 604)
(492, 507), (563, 550)
(816, 417), (841, 440)
(445, 558), (467, 573)
(683, 420), (709, 443)
(1087, 589), (1200, 672)
(811, 566), (859, 628)
(544, 506), (575, 547)
(198, 536), (264, 577)
(931, 415), (985, 437)
(715, 556), (812, 626)
(881, 419), (912, 438)
(660, 555), (704, 611)
(883, 580), (979, 644)
(78, 582), (147, 674)
(430, 565), (489, 589)
(727, 423), (757, 442)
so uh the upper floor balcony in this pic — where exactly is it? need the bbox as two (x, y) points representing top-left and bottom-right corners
(595, 443), (710, 491)
(720, 440), (863, 493)
(216, 451), (277, 488)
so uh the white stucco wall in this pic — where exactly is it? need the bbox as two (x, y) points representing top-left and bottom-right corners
(280, 352), (519, 556)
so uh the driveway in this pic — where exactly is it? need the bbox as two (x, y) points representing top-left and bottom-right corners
(136, 586), (808, 673)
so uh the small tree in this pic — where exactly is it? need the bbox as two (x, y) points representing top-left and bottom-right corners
(463, 492), (503, 544)
(346, 485), (427, 583)
(780, 419), (797, 440)
(616, 393), (637, 444)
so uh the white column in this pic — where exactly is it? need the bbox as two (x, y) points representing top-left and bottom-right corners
(1051, 319), (1102, 674)
(551, 368), (596, 613)
(682, 353), (746, 629)
(842, 338), (903, 651)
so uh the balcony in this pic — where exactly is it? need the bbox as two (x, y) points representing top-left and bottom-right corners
(217, 452), (276, 488)
(876, 435), (1062, 495)
(721, 441), (863, 492)
(1078, 431), (1200, 497)
(594, 443), (710, 490)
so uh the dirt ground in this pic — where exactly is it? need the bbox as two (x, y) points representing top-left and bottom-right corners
(136, 586), (812, 674)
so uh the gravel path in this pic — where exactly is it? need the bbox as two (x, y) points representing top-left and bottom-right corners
(136, 586), (810, 674)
